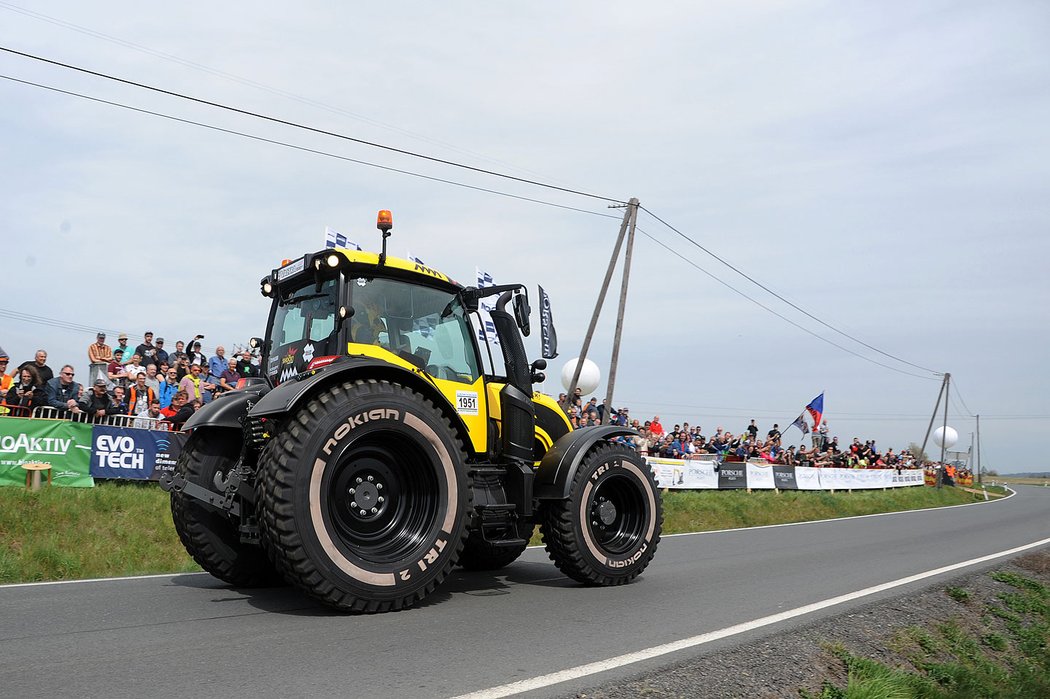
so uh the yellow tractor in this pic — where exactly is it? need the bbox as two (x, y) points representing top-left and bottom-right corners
(161, 211), (662, 612)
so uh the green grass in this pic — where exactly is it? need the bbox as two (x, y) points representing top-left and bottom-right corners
(1, 482), (986, 584)
(0, 482), (198, 584)
(804, 569), (1050, 698)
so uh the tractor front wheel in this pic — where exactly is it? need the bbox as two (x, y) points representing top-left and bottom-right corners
(256, 380), (472, 612)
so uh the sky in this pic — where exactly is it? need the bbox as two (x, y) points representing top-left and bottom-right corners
(1, 1), (1047, 471)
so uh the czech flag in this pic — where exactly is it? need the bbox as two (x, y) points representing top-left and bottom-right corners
(806, 393), (824, 429)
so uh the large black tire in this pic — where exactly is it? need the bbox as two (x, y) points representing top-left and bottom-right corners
(256, 379), (472, 612)
(540, 442), (662, 586)
(170, 428), (278, 587)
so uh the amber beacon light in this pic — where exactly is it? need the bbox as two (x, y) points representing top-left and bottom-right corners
(376, 210), (393, 231)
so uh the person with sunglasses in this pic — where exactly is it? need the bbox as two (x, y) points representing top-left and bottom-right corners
(158, 366), (181, 409)
(45, 364), (84, 415)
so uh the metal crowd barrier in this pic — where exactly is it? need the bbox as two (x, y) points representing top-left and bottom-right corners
(25, 406), (170, 431)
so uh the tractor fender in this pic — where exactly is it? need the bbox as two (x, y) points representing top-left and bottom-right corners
(182, 385), (270, 431)
(534, 425), (638, 500)
(246, 357), (470, 448)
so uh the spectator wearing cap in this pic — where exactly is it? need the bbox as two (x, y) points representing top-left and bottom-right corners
(184, 334), (205, 366)
(154, 337), (169, 366)
(135, 331), (158, 366)
(114, 333), (132, 364)
(87, 332), (114, 386)
(46, 364), (83, 415)
(107, 349), (129, 388)
(0, 348), (12, 395)
(179, 362), (214, 403)
(15, 349), (53, 385)
(80, 379), (117, 421)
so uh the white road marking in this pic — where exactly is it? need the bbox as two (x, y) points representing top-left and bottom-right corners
(451, 534), (1050, 699)
(0, 571), (209, 589)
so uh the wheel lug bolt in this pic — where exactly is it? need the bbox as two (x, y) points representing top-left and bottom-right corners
(351, 501), (358, 508)
(360, 509), (367, 516)
(367, 475), (374, 482)
(371, 507), (378, 513)
(592, 521), (598, 526)
(377, 496), (384, 503)
(356, 477), (363, 484)
(349, 488), (356, 495)
(376, 483), (383, 490)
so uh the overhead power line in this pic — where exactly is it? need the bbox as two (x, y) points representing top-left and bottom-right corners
(636, 228), (939, 380)
(0, 45), (625, 205)
(640, 206), (944, 378)
(0, 0), (573, 188)
(0, 45), (944, 383)
(0, 74), (622, 220)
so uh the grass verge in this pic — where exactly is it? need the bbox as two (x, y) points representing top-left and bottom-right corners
(1, 482), (987, 584)
(801, 555), (1050, 698)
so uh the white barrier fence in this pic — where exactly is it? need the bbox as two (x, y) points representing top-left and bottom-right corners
(647, 456), (925, 491)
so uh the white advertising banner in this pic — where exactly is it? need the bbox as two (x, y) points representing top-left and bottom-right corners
(745, 460), (777, 490)
(817, 467), (924, 490)
(794, 466), (823, 490)
(647, 457), (718, 489)
(646, 458), (924, 492)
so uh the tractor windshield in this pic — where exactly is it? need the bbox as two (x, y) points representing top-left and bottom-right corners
(266, 276), (341, 383)
(349, 276), (481, 384)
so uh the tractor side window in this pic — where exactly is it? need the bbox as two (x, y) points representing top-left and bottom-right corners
(267, 277), (341, 382)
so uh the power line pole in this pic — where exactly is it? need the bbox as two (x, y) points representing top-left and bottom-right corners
(565, 198), (639, 429)
(920, 372), (950, 488)
(976, 413), (982, 485)
(602, 199), (639, 426)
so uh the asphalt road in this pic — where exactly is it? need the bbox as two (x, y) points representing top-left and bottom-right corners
(2, 486), (1048, 699)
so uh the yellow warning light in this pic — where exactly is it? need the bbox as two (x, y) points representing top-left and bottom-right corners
(377, 210), (393, 232)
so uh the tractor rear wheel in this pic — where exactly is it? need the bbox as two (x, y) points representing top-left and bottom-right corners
(170, 428), (278, 587)
(540, 442), (662, 586)
(257, 379), (472, 612)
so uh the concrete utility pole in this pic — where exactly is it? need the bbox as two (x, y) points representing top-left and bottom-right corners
(565, 198), (639, 427)
(976, 413), (982, 484)
(602, 199), (638, 426)
(920, 372), (951, 489)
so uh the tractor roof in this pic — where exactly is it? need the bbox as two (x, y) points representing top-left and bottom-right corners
(269, 248), (463, 293)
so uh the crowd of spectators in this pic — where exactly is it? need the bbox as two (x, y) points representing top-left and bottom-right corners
(1, 336), (955, 475)
(0, 330), (260, 430)
(557, 387), (920, 469)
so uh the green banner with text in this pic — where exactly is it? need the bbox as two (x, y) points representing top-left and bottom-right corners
(0, 417), (94, 488)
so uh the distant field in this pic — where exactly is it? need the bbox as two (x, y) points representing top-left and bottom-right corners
(993, 476), (1050, 486)
(2, 482), (985, 585)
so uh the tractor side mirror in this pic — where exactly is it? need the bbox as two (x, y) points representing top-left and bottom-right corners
(513, 291), (531, 337)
